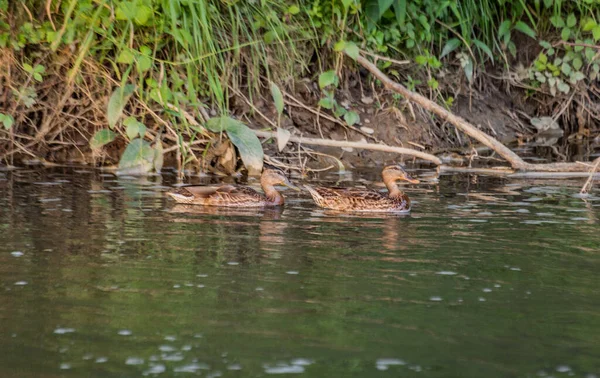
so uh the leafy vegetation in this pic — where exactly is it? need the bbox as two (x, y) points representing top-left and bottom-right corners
(1, 0), (599, 171)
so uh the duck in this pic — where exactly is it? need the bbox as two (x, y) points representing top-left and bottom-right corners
(304, 164), (419, 212)
(166, 168), (299, 207)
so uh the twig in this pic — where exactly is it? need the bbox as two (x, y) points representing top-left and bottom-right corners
(580, 157), (600, 194)
(359, 50), (410, 66)
(253, 130), (442, 165)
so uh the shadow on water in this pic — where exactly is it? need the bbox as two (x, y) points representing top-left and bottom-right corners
(0, 167), (599, 377)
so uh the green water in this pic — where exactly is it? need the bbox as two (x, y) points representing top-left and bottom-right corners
(1, 168), (599, 378)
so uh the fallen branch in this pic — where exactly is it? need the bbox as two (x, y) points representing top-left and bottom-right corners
(353, 54), (599, 173)
(253, 130), (442, 165)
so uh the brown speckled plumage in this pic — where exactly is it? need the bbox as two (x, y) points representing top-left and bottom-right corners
(305, 164), (419, 213)
(166, 169), (299, 207)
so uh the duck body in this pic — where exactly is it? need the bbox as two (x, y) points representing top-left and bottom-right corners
(305, 164), (418, 213)
(304, 186), (411, 212)
(166, 168), (298, 208)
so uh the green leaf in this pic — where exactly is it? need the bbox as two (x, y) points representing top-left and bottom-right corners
(205, 117), (264, 175)
(427, 78), (439, 90)
(116, 1), (137, 21)
(318, 70), (337, 89)
(570, 71), (585, 83)
(567, 13), (577, 28)
(538, 52), (548, 64)
(137, 54), (152, 72)
(572, 57), (583, 70)
(90, 128), (117, 149)
(557, 80), (570, 93)
(498, 20), (512, 40)
(561, 27), (571, 41)
(134, 5), (152, 25)
(344, 111), (360, 126)
(23, 63), (33, 73)
(393, 0), (406, 26)
(107, 84), (135, 129)
(318, 97), (334, 109)
(333, 40), (346, 52)
(343, 41), (360, 60)
(415, 55), (428, 65)
(33, 73), (42, 82)
(118, 138), (155, 175)
(593, 25), (600, 41)
(473, 39), (494, 62)
(117, 49), (134, 64)
(462, 56), (474, 83)
(582, 18), (597, 32)
(561, 62), (572, 76)
(440, 38), (461, 59)
(276, 127), (291, 152)
(550, 15), (565, 28)
(539, 40), (552, 49)
(124, 117), (146, 140)
(514, 21), (536, 39)
(270, 82), (285, 117)
(0, 113), (14, 130)
(287, 5), (300, 14)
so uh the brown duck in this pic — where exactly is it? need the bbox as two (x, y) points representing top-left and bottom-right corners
(166, 168), (299, 207)
(304, 164), (419, 212)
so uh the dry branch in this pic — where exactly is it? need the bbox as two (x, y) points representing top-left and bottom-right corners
(253, 130), (442, 165)
(353, 54), (599, 173)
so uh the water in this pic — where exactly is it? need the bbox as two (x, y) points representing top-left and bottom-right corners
(1, 167), (599, 377)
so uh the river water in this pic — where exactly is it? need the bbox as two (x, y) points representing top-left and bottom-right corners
(1, 167), (599, 377)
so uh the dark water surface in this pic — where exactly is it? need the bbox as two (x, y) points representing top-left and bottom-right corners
(1, 167), (599, 378)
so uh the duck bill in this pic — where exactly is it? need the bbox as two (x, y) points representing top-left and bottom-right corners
(403, 176), (420, 184)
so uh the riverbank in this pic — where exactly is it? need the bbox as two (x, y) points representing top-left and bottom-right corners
(1, 1), (599, 173)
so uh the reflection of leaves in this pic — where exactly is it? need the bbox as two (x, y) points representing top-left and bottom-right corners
(90, 129), (117, 150)
(205, 117), (264, 175)
(107, 84), (135, 129)
(118, 138), (155, 175)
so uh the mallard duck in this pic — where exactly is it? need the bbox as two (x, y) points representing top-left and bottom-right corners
(304, 164), (419, 212)
(166, 168), (299, 207)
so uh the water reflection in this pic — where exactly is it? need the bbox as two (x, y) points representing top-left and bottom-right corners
(0, 168), (599, 378)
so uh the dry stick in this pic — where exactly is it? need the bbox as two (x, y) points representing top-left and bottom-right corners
(580, 157), (600, 194)
(353, 54), (598, 173)
(253, 130), (442, 165)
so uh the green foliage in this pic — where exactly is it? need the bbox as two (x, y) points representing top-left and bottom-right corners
(118, 138), (157, 175)
(205, 117), (264, 175)
(0, 113), (14, 130)
(90, 129), (117, 150)
(107, 85), (135, 129)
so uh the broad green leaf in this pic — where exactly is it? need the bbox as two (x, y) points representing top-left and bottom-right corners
(572, 57), (583, 70)
(124, 117), (146, 140)
(415, 55), (428, 65)
(498, 20), (512, 40)
(276, 127), (291, 152)
(557, 80), (570, 93)
(118, 138), (155, 174)
(364, 0), (394, 22)
(318, 97), (334, 109)
(0, 113), (14, 130)
(473, 39), (494, 62)
(593, 25), (600, 41)
(205, 117), (264, 175)
(344, 111), (360, 126)
(287, 5), (300, 14)
(343, 41), (360, 60)
(427, 78), (439, 90)
(561, 62), (572, 76)
(539, 40), (552, 49)
(318, 70), (337, 89)
(550, 15), (564, 28)
(116, 1), (137, 21)
(514, 21), (536, 39)
(462, 56), (474, 83)
(393, 0), (406, 26)
(23, 63), (33, 73)
(567, 13), (577, 28)
(570, 71), (585, 83)
(582, 18), (597, 32)
(137, 54), (152, 72)
(270, 82), (285, 117)
(33, 73), (42, 82)
(333, 40), (346, 52)
(117, 49), (134, 64)
(90, 128), (117, 149)
(561, 27), (571, 41)
(440, 38), (461, 58)
(134, 5), (152, 25)
(107, 84), (135, 129)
